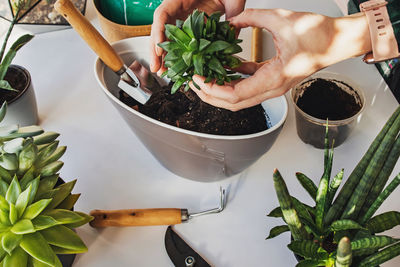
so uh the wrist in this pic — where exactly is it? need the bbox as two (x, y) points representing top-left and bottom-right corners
(321, 13), (372, 66)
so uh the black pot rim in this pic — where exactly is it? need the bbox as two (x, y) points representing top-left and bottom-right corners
(2, 64), (32, 105)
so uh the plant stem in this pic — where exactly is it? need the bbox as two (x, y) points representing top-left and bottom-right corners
(0, 4), (21, 64)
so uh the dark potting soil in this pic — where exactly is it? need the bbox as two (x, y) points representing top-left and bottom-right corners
(0, 66), (28, 104)
(118, 84), (268, 135)
(296, 78), (361, 120)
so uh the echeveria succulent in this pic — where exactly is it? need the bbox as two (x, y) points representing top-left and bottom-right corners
(0, 102), (92, 267)
(158, 9), (243, 93)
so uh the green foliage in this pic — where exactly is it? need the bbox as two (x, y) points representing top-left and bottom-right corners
(0, 1), (34, 91)
(158, 10), (242, 93)
(267, 106), (400, 266)
(0, 104), (93, 267)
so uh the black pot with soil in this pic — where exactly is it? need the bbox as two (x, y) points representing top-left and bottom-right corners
(0, 65), (38, 126)
(291, 73), (365, 149)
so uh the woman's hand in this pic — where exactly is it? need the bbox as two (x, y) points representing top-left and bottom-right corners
(189, 8), (372, 111)
(150, 0), (245, 75)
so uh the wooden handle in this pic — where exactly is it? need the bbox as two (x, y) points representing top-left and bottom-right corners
(89, 208), (183, 227)
(54, 0), (124, 72)
(251, 27), (263, 63)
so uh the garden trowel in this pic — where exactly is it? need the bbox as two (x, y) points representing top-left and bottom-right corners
(89, 187), (226, 227)
(55, 0), (157, 104)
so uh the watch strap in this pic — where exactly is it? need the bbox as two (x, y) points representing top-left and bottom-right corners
(360, 0), (400, 63)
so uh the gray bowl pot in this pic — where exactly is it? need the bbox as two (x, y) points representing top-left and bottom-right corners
(2, 65), (38, 126)
(94, 37), (288, 182)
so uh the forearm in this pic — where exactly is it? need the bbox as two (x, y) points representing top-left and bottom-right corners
(321, 12), (372, 66)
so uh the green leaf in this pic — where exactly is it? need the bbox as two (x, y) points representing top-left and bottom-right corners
(2, 246), (28, 267)
(36, 175), (59, 197)
(266, 225), (289, 239)
(26, 177), (39, 206)
(188, 39), (198, 51)
(0, 179), (8, 197)
(296, 259), (326, 267)
(0, 34), (33, 80)
(192, 54), (204, 76)
(6, 177), (21, 204)
(22, 199), (52, 220)
(335, 237), (352, 267)
(18, 142), (37, 174)
(171, 78), (185, 94)
(157, 41), (182, 53)
(357, 241), (400, 267)
(19, 232), (55, 266)
(0, 102), (7, 123)
(223, 44), (242, 54)
(31, 215), (58, 231)
(182, 14), (194, 38)
(199, 39), (211, 51)
(273, 169), (308, 241)
(51, 244), (88, 254)
(0, 125), (18, 137)
(32, 132), (59, 146)
(351, 235), (398, 251)
(0, 209), (10, 225)
(39, 161), (63, 177)
(1, 231), (22, 255)
(165, 24), (191, 46)
(329, 220), (364, 232)
(204, 40), (231, 54)
(35, 141), (59, 167)
(40, 225), (87, 252)
(0, 165), (12, 183)
(9, 203), (17, 224)
(16, 184), (32, 218)
(43, 209), (84, 225)
(0, 80), (17, 91)
(45, 180), (76, 211)
(267, 207), (283, 218)
(3, 138), (24, 154)
(0, 153), (18, 171)
(65, 211), (93, 228)
(208, 57), (226, 76)
(182, 51), (193, 66)
(6, 126), (43, 139)
(0, 195), (8, 210)
(366, 211), (400, 233)
(11, 219), (35, 234)
(19, 168), (36, 191)
(295, 172), (317, 200)
(288, 240), (328, 260)
(191, 10), (204, 39)
(56, 193), (80, 210)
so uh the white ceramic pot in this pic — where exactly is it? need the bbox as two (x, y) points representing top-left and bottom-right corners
(94, 37), (288, 182)
(2, 65), (38, 126)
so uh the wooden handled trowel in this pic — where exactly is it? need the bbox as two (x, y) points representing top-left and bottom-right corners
(55, 0), (157, 104)
(89, 187), (226, 227)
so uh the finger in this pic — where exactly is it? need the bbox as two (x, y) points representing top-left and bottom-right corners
(232, 61), (262, 75)
(230, 8), (292, 30)
(222, 0), (245, 19)
(191, 75), (240, 104)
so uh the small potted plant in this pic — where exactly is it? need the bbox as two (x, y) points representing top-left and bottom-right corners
(0, 0), (38, 126)
(267, 105), (400, 266)
(0, 102), (93, 267)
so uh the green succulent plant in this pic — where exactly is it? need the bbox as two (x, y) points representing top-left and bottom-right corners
(158, 9), (243, 93)
(0, 0), (34, 91)
(267, 105), (400, 267)
(0, 102), (92, 267)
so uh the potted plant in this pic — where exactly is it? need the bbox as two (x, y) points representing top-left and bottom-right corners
(93, 9), (288, 181)
(0, 102), (93, 267)
(0, 0), (38, 126)
(267, 105), (400, 266)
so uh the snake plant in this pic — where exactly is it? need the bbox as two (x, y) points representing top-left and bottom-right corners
(267, 105), (400, 267)
(0, 102), (92, 267)
(158, 9), (243, 93)
(0, 0), (34, 91)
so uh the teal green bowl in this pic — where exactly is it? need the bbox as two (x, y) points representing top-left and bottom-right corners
(96, 0), (162, 25)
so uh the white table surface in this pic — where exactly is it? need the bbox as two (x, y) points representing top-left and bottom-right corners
(9, 0), (400, 266)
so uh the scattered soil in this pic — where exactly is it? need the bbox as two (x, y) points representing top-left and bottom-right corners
(296, 78), (362, 120)
(0, 66), (28, 104)
(119, 84), (269, 135)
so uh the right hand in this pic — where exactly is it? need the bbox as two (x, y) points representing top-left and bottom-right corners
(150, 0), (246, 75)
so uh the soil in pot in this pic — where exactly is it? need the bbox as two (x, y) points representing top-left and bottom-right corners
(296, 78), (361, 120)
(118, 83), (269, 135)
(0, 66), (28, 104)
